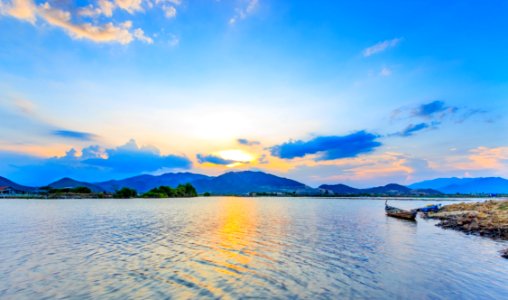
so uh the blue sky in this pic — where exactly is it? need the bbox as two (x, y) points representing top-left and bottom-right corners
(0, 0), (507, 186)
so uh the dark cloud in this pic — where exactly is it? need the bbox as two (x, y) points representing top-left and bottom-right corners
(0, 139), (192, 185)
(196, 154), (236, 165)
(270, 131), (382, 161)
(412, 100), (456, 118)
(52, 130), (96, 141)
(237, 138), (260, 146)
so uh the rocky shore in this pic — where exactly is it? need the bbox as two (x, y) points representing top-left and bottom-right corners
(427, 199), (508, 258)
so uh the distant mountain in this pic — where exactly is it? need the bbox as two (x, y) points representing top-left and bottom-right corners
(96, 172), (210, 193)
(0, 176), (36, 192)
(48, 178), (105, 193)
(192, 171), (316, 195)
(363, 183), (412, 195)
(319, 184), (360, 195)
(410, 177), (508, 194)
(319, 183), (442, 196)
(409, 177), (476, 190)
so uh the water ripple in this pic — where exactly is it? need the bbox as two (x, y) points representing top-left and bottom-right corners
(0, 197), (507, 299)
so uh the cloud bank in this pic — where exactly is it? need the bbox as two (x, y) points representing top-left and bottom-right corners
(0, 139), (191, 185)
(0, 0), (183, 44)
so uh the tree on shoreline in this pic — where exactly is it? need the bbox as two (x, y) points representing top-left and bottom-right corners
(142, 183), (197, 198)
(113, 187), (138, 198)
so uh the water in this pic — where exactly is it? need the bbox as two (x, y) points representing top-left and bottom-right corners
(0, 197), (507, 299)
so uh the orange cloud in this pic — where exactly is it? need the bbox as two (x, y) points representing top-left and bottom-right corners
(1, 0), (154, 44)
(456, 146), (508, 170)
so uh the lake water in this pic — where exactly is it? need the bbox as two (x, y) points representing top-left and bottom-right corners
(0, 197), (507, 299)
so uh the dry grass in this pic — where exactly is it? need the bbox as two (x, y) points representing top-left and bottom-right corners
(429, 200), (508, 239)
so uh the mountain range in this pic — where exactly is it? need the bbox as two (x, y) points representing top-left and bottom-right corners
(1, 172), (508, 196)
(318, 183), (443, 196)
(409, 177), (508, 194)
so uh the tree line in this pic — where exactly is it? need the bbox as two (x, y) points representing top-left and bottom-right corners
(113, 183), (198, 198)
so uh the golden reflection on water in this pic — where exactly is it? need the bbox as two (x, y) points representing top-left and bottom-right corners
(213, 197), (258, 276)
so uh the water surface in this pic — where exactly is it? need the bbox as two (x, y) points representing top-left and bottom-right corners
(0, 197), (507, 299)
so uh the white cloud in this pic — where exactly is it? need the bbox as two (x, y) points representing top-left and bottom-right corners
(79, 0), (115, 18)
(114, 0), (143, 13)
(3, 0), (36, 23)
(363, 38), (401, 57)
(133, 28), (153, 44)
(229, 0), (258, 25)
(162, 5), (176, 18)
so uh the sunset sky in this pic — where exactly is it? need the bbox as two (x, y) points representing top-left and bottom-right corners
(1, 0), (507, 187)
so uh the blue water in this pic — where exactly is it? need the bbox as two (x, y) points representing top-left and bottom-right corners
(0, 197), (507, 299)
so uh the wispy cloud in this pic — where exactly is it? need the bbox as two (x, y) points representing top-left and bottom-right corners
(363, 38), (401, 57)
(229, 0), (258, 25)
(392, 122), (439, 137)
(390, 100), (494, 138)
(1, 96), (98, 142)
(52, 130), (97, 141)
(270, 131), (382, 161)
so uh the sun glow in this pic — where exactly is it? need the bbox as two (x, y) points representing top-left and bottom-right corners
(218, 149), (254, 166)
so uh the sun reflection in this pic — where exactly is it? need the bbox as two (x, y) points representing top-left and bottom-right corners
(213, 197), (258, 275)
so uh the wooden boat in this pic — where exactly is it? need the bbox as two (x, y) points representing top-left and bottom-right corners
(385, 201), (417, 221)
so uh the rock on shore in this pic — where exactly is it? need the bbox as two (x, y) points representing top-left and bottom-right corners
(429, 200), (508, 238)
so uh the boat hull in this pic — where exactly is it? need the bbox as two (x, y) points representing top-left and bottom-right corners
(386, 211), (417, 221)
(385, 204), (417, 221)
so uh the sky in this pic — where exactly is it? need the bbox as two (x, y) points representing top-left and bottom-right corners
(0, 0), (507, 187)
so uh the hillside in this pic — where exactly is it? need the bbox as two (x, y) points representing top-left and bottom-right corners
(192, 171), (316, 195)
(319, 184), (360, 195)
(48, 178), (105, 193)
(0, 176), (35, 192)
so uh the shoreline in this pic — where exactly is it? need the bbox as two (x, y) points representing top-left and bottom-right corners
(1, 195), (506, 201)
(427, 199), (508, 258)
